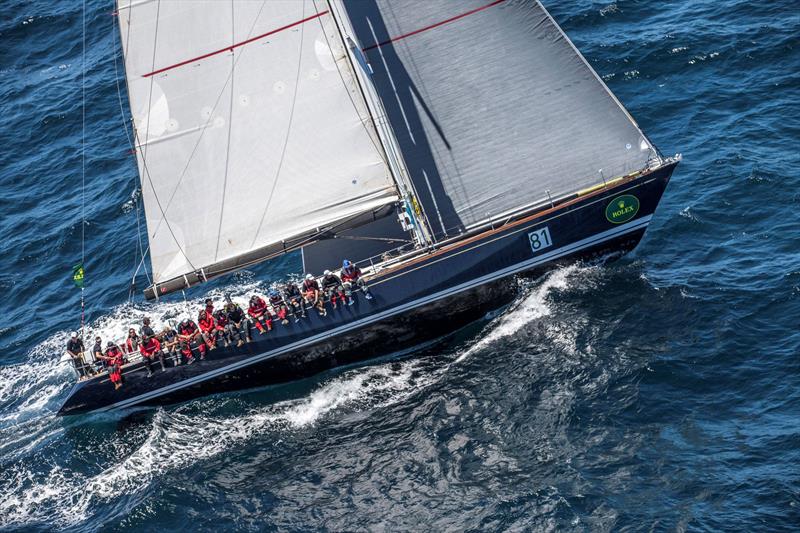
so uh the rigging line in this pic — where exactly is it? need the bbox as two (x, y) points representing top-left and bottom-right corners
(81, 0), (86, 336)
(134, 194), (151, 284)
(214, 0), (237, 262)
(319, 1), (391, 170)
(129, 0), (197, 275)
(141, 0), (160, 165)
(110, 12), (133, 151)
(111, 10), (151, 285)
(146, 0), (270, 241)
(249, 0), (307, 249)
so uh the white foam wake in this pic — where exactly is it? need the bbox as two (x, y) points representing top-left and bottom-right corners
(455, 265), (582, 362)
(0, 357), (432, 529)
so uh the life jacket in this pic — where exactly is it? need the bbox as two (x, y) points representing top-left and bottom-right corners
(269, 294), (283, 307)
(214, 311), (229, 329)
(106, 347), (123, 366)
(248, 297), (268, 316)
(179, 321), (198, 336)
(139, 338), (161, 357)
(341, 266), (361, 282)
(303, 279), (319, 292)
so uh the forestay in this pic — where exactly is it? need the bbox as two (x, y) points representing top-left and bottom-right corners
(117, 0), (398, 289)
(342, 0), (658, 237)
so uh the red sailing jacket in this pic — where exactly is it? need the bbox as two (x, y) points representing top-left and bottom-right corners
(248, 297), (268, 318)
(198, 315), (215, 333)
(139, 338), (161, 358)
(106, 347), (124, 367)
(341, 266), (362, 282)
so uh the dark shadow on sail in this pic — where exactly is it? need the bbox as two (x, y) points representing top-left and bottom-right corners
(345, 1), (464, 238)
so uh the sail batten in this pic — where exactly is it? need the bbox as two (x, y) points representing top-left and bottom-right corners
(342, 0), (658, 237)
(117, 0), (399, 290)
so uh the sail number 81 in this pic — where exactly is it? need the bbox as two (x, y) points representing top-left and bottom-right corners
(528, 226), (553, 253)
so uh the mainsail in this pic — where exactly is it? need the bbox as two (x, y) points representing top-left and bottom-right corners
(117, 0), (400, 297)
(341, 0), (659, 238)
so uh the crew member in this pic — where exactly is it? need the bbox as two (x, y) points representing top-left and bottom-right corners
(302, 274), (326, 316)
(66, 332), (89, 379)
(213, 308), (233, 347)
(321, 270), (346, 309)
(284, 282), (306, 320)
(341, 259), (373, 304)
(125, 328), (140, 354)
(99, 341), (125, 390)
(268, 289), (290, 325)
(178, 318), (206, 361)
(140, 317), (156, 339)
(139, 334), (165, 377)
(225, 299), (250, 345)
(92, 336), (104, 367)
(161, 324), (180, 365)
(248, 294), (273, 334)
(198, 309), (217, 349)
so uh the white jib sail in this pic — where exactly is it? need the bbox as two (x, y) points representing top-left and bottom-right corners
(118, 0), (398, 284)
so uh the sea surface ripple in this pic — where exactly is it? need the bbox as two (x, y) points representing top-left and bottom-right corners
(0, 0), (798, 531)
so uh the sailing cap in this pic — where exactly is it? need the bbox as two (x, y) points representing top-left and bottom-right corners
(70, 331), (78, 338)
(343, 259), (351, 268)
(324, 270), (332, 276)
(305, 273), (313, 280)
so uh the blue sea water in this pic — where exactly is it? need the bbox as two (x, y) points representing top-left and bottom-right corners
(1, 0), (799, 530)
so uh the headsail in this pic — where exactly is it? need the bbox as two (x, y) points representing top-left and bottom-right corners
(341, 0), (659, 238)
(117, 0), (399, 297)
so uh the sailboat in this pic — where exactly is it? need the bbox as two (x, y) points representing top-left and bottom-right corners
(59, 0), (679, 415)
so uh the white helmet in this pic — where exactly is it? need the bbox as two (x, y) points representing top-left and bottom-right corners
(70, 331), (78, 338)
(324, 270), (332, 276)
(305, 273), (313, 280)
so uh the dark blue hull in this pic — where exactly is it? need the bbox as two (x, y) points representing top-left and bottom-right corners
(58, 162), (676, 415)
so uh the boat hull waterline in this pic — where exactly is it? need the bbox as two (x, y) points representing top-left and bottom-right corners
(58, 163), (675, 415)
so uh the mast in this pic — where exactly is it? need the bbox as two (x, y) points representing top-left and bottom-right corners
(326, 0), (435, 248)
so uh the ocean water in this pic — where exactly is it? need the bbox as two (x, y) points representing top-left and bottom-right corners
(1, 0), (799, 530)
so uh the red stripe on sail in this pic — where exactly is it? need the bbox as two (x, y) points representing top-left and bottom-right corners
(142, 11), (328, 78)
(362, 0), (506, 52)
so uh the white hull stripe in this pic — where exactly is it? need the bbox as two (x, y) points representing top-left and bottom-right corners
(103, 216), (651, 411)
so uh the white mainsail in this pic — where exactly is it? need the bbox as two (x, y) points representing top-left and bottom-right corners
(117, 0), (399, 288)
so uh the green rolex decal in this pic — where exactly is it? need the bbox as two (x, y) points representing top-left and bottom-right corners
(605, 194), (640, 224)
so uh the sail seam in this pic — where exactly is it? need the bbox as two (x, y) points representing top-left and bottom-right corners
(249, 0), (308, 249)
(214, 0), (237, 262)
(142, 10), (328, 78)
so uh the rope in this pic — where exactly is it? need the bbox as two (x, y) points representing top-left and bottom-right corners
(111, 9), (151, 295)
(80, 0), (86, 338)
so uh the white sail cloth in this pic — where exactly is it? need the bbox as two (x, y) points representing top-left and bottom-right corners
(118, 0), (398, 284)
